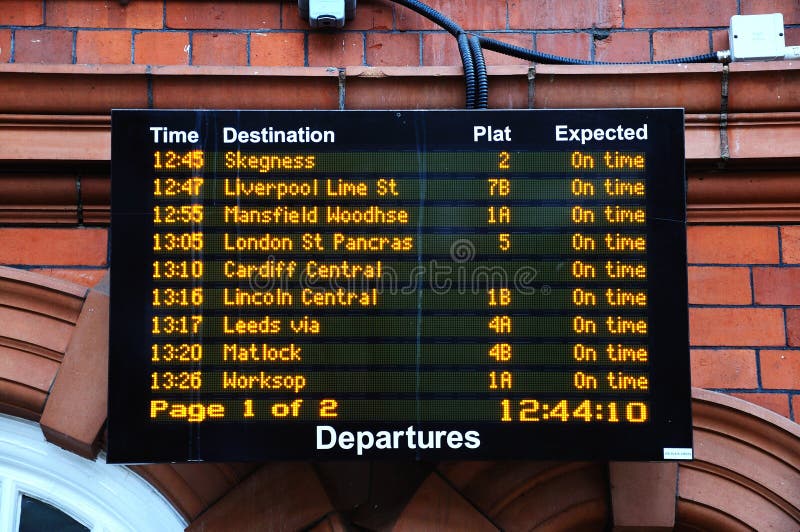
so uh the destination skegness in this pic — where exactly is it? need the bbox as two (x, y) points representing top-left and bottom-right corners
(152, 151), (648, 175)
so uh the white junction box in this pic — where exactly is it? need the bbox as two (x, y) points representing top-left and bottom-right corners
(298, 0), (357, 28)
(729, 13), (786, 61)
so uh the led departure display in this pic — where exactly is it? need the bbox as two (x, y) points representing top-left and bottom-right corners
(108, 109), (691, 462)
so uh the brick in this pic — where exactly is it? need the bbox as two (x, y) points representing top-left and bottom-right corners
(0, 1), (43, 26)
(45, 0), (162, 29)
(279, 2), (308, 30)
(510, 0), (622, 30)
(186, 463), (334, 531)
(251, 32), (305, 66)
(609, 463), (678, 530)
(624, 0), (736, 28)
(743, 0), (800, 25)
(40, 290), (108, 459)
(688, 266), (752, 305)
(396, 0), (507, 31)
(76, 30), (131, 65)
(134, 31), (190, 65)
(481, 33), (533, 65)
(29, 268), (108, 288)
(687, 226), (779, 264)
(422, 33), (462, 66)
(423, 32), (533, 66)
(730, 392), (791, 417)
(392, 475), (497, 532)
(192, 33), (247, 66)
(153, 74), (339, 109)
(780, 226), (800, 264)
(537, 32), (592, 61)
(0, 347), (58, 393)
(346, 0), (394, 31)
(346, 75), (464, 108)
(653, 31), (710, 61)
(14, 30), (73, 64)
(282, 0), (392, 31)
(0, 30), (10, 63)
(712, 30), (729, 55)
(787, 27), (800, 47)
(753, 267), (800, 305)
(594, 31), (650, 63)
(793, 395), (800, 423)
(167, 2), (279, 30)
(0, 228), (107, 266)
(689, 308), (785, 346)
(760, 350), (800, 389)
(308, 32), (363, 67)
(691, 349), (758, 388)
(366, 33), (419, 67)
(788, 309), (800, 347)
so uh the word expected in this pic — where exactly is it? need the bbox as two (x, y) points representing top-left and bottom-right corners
(555, 124), (648, 144)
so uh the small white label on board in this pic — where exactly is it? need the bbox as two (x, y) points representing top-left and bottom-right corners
(663, 447), (693, 460)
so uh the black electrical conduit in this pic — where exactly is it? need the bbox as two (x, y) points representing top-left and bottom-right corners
(389, 0), (479, 107)
(387, 0), (723, 109)
(457, 32), (477, 108)
(477, 36), (719, 66)
(469, 35), (489, 108)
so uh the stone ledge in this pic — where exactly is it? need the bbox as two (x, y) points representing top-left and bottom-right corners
(0, 62), (797, 114)
(1, 62), (800, 223)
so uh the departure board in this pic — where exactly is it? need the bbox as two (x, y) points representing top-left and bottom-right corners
(108, 109), (691, 463)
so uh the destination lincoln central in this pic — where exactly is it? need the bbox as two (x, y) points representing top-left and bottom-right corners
(108, 109), (691, 463)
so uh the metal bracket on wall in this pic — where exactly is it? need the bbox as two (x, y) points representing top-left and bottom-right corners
(719, 64), (730, 165)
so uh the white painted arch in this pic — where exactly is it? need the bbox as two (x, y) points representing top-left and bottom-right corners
(0, 414), (185, 532)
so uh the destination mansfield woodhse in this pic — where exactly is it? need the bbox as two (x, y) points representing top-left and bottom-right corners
(108, 109), (692, 462)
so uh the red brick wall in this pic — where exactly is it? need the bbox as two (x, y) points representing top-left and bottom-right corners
(1, 1), (799, 424)
(688, 226), (800, 421)
(1, 1), (797, 67)
(0, 228), (108, 287)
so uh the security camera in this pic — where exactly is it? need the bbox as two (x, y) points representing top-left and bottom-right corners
(298, 0), (357, 29)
